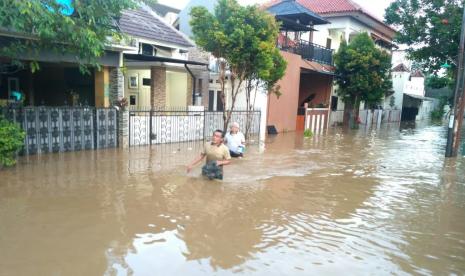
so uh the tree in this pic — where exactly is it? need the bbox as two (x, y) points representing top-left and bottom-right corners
(385, 0), (463, 74)
(389, 95), (396, 109)
(190, 0), (286, 133)
(0, 116), (25, 167)
(333, 33), (392, 128)
(0, 0), (154, 74)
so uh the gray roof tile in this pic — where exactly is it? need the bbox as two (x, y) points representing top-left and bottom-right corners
(119, 7), (193, 48)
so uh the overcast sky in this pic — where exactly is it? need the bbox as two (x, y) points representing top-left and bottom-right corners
(157, 0), (394, 21)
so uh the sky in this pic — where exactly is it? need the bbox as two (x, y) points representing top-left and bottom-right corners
(157, 0), (395, 21)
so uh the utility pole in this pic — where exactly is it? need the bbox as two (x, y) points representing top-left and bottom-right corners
(445, 6), (465, 157)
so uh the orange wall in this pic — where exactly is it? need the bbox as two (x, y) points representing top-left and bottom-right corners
(267, 51), (302, 133)
(298, 73), (332, 108)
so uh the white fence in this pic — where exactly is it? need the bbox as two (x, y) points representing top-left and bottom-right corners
(330, 109), (402, 126)
(129, 108), (261, 146)
(304, 108), (329, 134)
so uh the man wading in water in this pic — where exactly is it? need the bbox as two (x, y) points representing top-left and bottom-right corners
(187, 129), (231, 180)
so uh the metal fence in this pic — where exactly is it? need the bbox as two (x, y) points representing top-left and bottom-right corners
(0, 106), (118, 155)
(129, 107), (261, 146)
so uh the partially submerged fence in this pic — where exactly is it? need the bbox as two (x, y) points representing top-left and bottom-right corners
(129, 107), (261, 146)
(330, 109), (402, 126)
(0, 106), (118, 155)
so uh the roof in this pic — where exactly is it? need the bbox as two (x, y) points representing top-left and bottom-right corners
(301, 59), (335, 76)
(124, 54), (208, 66)
(392, 63), (410, 72)
(267, 0), (329, 25)
(149, 3), (180, 16)
(404, 93), (433, 101)
(410, 71), (424, 78)
(264, 0), (395, 33)
(119, 6), (193, 48)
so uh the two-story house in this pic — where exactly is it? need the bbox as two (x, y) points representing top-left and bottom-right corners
(264, 0), (335, 134)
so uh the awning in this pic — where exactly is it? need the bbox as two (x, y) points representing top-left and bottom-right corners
(301, 60), (336, 76)
(124, 54), (208, 66)
(404, 93), (433, 101)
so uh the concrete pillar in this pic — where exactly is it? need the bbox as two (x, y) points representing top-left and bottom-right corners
(110, 67), (128, 148)
(95, 66), (110, 107)
(150, 66), (166, 108)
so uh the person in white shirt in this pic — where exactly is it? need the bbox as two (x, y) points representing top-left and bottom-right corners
(224, 122), (245, 158)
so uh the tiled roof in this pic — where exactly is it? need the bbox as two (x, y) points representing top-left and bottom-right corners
(410, 71), (424, 78)
(119, 6), (193, 48)
(298, 0), (361, 14)
(392, 63), (410, 72)
(263, 0), (393, 31)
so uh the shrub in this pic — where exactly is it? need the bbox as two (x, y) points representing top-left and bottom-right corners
(0, 117), (25, 167)
(303, 129), (313, 138)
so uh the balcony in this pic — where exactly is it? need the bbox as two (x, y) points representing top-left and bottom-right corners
(280, 40), (334, 66)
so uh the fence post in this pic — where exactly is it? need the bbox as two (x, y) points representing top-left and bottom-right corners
(93, 108), (97, 149)
(149, 107), (153, 145)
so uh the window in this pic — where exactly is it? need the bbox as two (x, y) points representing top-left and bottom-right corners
(130, 95), (137, 106)
(141, 43), (156, 56)
(128, 75), (138, 89)
(142, 78), (151, 86)
(326, 38), (332, 49)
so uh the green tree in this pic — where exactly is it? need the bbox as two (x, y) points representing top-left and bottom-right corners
(190, 0), (286, 132)
(0, 0), (154, 74)
(385, 0), (463, 74)
(426, 74), (454, 89)
(333, 33), (392, 128)
(0, 117), (25, 167)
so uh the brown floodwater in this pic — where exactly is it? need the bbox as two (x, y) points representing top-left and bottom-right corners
(1, 122), (465, 275)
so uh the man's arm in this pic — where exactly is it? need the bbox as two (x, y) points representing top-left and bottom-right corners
(186, 153), (206, 172)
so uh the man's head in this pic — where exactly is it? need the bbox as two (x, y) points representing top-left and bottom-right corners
(230, 122), (240, 133)
(212, 129), (224, 145)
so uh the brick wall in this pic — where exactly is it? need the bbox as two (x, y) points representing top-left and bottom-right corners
(150, 66), (166, 108)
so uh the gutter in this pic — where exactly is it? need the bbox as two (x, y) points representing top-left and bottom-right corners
(184, 63), (197, 105)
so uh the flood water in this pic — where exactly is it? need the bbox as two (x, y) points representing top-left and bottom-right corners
(1, 122), (465, 275)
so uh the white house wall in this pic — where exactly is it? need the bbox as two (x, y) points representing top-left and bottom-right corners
(404, 77), (425, 97)
(125, 69), (152, 108)
(166, 71), (188, 107)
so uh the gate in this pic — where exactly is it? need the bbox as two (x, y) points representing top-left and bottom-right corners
(0, 106), (118, 155)
(129, 107), (261, 146)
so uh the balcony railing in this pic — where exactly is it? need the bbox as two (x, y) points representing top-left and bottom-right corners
(280, 40), (334, 65)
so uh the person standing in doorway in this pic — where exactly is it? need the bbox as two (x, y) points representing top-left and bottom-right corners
(224, 122), (246, 158)
(187, 129), (231, 180)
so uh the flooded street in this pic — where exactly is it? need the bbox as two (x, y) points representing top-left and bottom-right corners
(1, 122), (465, 275)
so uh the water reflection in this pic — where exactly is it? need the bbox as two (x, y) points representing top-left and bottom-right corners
(1, 123), (465, 275)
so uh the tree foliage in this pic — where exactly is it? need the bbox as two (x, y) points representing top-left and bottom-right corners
(0, 0), (153, 73)
(0, 117), (25, 167)
(334, 33), (392, 107)
(426, 74), (454, 89)
(333, 33), (392, 127)
(385, 0), (463, 73)
(190, 0), (286, 132)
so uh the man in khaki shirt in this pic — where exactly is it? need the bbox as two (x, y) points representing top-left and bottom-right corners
(187, 129), (231, 179)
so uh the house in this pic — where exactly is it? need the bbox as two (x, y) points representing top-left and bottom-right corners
(264, 0), (335, 134)
(278, 0), (397, 126)
(391, 62), (436, 121)
(0, 3), (208, 152)
(118, 5), (210, 110)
